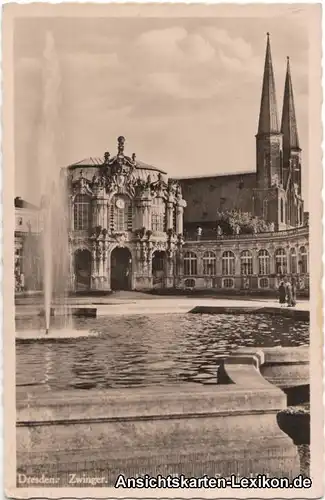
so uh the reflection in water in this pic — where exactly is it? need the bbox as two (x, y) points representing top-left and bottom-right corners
(16, 313), (309, 391)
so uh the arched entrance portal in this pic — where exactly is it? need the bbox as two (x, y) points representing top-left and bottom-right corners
(152, 251), (166, 288)
(111, 247), (132, 291)
(74, 249), (91, 290)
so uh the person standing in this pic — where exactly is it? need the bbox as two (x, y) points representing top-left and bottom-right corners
(278, 281), (286, 307)
(291, 277), (297, 307)
(285, 280), (293, 307)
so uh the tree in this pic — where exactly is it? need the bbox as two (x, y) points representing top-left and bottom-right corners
(216, 209), (270, 235)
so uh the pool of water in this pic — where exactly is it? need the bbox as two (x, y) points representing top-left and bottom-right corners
(16, 314), (309, 391)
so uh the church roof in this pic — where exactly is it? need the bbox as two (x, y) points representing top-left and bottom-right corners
(281, 57), (300, 150)
(172, 171), (256, 181)
(257, 33), (280, 135)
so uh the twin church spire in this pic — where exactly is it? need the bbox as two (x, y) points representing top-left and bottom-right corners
(257, 32), (299, 148)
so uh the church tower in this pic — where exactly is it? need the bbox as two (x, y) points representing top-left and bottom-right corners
(281, 57), (304, 226)
(254, 33), (285, 230)
(256, 33), (283, 189)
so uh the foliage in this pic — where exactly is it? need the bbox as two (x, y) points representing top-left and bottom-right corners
(215, 209), (270, 235)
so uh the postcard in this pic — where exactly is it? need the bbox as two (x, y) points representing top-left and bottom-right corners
(3, 3), (323, 498)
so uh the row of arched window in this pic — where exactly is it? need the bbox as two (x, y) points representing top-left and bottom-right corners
(183, 247), (308, 276)
(73, 194), (175, 232)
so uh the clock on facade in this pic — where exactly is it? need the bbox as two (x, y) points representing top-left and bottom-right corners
(115, 198), (125, 209)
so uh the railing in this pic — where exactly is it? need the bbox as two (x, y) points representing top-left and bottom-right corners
(184, 225), (309, 242)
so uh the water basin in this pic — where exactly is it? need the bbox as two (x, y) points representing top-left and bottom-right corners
(16, 313), (309, 392)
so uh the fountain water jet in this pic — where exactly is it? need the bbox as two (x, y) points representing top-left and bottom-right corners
(37, 32), (71, 334)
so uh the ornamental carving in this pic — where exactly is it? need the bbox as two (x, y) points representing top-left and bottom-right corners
(69, 137), (186, 208)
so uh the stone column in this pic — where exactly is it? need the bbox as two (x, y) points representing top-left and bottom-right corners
(286, 246), (291, 275)
(69, 197), (74, 231)
(197, 251), (203, 276)
(137, 194), (151, 230)
(176, 205), (184, 235)
(252, 248), (258, 275)
(98, 241), (105, 285)
(166, 201), (174, 231)
(91, 241), (98, 289)
(234, 252), (241, 290)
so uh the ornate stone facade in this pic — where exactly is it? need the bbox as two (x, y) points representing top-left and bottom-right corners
(181, 226), (309, 293)
(67, 136), (187, 291)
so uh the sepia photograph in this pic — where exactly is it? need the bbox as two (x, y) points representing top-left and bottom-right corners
(2, 3), (323, 498)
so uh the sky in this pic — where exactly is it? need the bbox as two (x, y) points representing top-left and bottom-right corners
(14, 13), (309, 208)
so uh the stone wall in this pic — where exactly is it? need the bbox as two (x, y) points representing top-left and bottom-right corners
(173, 173), (257, 225)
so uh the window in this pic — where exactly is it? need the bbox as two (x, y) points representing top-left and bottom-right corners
(109, 195), (133, 232)
(184, 278), (195, 288)
(280, 199), (284, 223)
(223, 278), (234, 289)
(259, 278), (269, 289)
(203, 251), (216, 275)
(290, 248), (297, 274)
(275, 248), (287, 275)
(151, 197), (166, 232)
(222, 251), (235, 276)
(263, 199), (268, 219)
(184, 251), (197, 276)
(299, 246), (308, 274)
(73, 194), (91, 230)
(240, 250), (253, 275)
(258, 249), (270, 275)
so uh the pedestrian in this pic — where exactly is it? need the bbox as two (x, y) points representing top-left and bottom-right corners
(20, 272), (25, 292)
(278, 281), (286, 307)
(285, 280), (293, 307)
(291, 277), (297, 307)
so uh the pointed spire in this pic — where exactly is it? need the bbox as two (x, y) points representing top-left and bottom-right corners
(281, 56), (300, 149)
(257, 33), (280, 135)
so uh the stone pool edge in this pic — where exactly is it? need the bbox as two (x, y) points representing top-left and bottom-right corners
(16, 349), (303, 486)
(189, 305), (309, 321)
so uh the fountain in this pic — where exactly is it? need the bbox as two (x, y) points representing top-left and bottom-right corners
(16, 32), (97, 340)
(39, 33), (72, 335)
(19, 31), (72, 337)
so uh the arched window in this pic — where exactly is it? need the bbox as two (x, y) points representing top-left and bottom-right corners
(299, 246), (308, 274)
(151, 197), (165, 232)
(299, 206), (303, 226)
(240, 250), (253, 275)
(275, 248), (287, 275)
(290, 248), (297, 274)
(73, 194), (91, 230)
(258, 249), (270, 275)
(203, 251), (216, 275)
(184, 251), (197, 276)
(109, 195), (133, 232)
(280, 199), (284, 223)
(222, 251), (235, 276)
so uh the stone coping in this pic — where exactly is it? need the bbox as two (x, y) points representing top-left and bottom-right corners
(234, 346), (309, 364)
(189, 305), (309, 320)
(17, 350), (288, 424)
